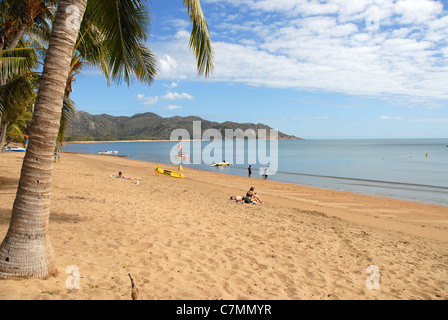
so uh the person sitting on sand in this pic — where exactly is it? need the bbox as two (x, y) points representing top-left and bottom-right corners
(246, 187), (263, 203)
(117, 172), (141, 180)
(230, 196), (257, 204)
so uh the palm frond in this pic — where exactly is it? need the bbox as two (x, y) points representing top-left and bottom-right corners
(5, 122), (29, 146)
(75, 22), (111, 86)
(183, 0), (214, 77)
(56, 96), (76, 151)
(0, 71), (39, 115)
(84, 0), (157, 86)
(0, 47), (38, 80)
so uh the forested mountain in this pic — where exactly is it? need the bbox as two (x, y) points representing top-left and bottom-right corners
(65, 111), (301, 141)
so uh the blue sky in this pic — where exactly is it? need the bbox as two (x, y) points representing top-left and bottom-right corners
(71, 0), (448, 139)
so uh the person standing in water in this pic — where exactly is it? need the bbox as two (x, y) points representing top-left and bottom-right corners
(263, 166), (269, 179)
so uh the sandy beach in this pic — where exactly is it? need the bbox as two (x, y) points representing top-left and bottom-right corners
(0, 151), (447, 300)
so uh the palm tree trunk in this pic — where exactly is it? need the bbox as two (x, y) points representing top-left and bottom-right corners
(0, 121), (7, 150)
(0, 0), (87, 279)
(7, 23), (27, 50)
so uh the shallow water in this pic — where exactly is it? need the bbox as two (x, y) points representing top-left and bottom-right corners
(63, 139), (448, 206)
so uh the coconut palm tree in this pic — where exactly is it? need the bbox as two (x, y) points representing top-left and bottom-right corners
(0, 0), (213, 279)
(0, 0), (86, 279)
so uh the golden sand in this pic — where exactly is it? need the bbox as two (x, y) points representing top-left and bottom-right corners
(0, 151), (447, 299)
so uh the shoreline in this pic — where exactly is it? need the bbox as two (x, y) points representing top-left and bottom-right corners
(62, 151), (448, 242)
(62, 149), (448, 209)
(65, 139), (175, 143)
(65, 138), (299, 144)
(1, 151), (447, 300)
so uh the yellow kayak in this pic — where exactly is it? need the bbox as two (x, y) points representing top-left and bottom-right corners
(210, 162), (229, 167)
(155, 162), (185, 178)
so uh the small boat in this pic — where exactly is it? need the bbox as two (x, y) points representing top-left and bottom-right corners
(98, 150), (118, 155)
(4, 146), (26, 152)
(155, 161), (185, 179)
(211, 161), (229, 167)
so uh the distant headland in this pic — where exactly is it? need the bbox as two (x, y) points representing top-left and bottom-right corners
(65, 111), (302, 142)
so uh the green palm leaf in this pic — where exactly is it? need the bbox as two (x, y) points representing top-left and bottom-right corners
(56, 96), (76, 152)
(183, 0), (214, 77)
(0, 71), (39, 114)
(0, 47), (37, 81)
(84, 0), (157, 86)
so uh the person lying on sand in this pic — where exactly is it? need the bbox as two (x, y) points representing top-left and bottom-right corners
(116, 172), (142, 180)
(230, 196), (257, 204)
(246, 187), (263, 203)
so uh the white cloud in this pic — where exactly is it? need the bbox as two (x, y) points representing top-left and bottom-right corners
(153, 0), (448, 103)
(163, 81), (179, 88)
(165, 105), (182, 110)
(162, 92), (194, 100)
(381, 115), (405, 120)
(136, 88), (194, 108)
(158, 54), (181, 78)
(408, 118), (448, 123)
(136, 94), (159, 107)
(394, 0), (443, 24)
(273, 115), (331, 122)
(169, 19), (191, 29)
(381, 115), (448, 122)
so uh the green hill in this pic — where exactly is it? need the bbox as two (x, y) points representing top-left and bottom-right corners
(65, 111), (301, 141)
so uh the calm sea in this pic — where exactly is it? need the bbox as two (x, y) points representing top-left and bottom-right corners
(62, 139), (448, 206)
